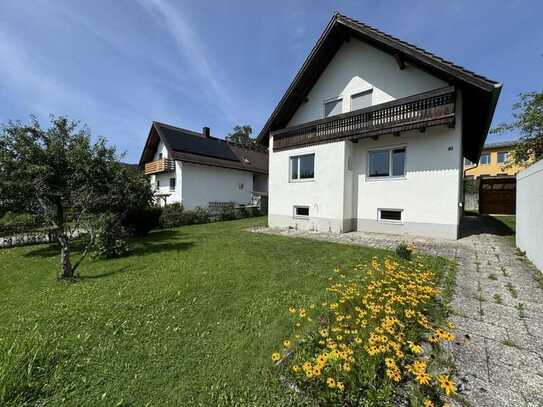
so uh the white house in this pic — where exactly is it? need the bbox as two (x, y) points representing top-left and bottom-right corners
(138, 122), (268, 208)
(256, 14), (501, 239)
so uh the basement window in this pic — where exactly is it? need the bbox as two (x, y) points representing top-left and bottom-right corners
(294, 206), (309, 218)
(378, 209), (403, 223)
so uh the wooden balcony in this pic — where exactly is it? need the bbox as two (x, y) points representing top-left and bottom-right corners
(271, 86), (456, 151)
(144, 158), (175, 175)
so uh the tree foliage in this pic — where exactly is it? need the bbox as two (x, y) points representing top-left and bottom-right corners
(226, 125), (255, 146)
(0, 116), (153, 279)
(492, 90), (543, 166)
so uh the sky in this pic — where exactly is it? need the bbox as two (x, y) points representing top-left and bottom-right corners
(0, 0), (541, 163)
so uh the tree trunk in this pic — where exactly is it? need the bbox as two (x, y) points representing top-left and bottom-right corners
(58, 235), (74, 279)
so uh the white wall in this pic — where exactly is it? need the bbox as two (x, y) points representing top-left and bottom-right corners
(268, 136), (348, 233)
(153, 140), (169, 160)
(516, 159), (543, 272)
(288, 38), (447, 126)
(181, 162), (254, 209)
(353, 125), (462, 239)
(150, 160), (182, 206)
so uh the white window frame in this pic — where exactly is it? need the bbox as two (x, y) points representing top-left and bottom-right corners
(479, 153), (491, 165)
(377, 208), (404, 224)
(323, 96), (343, 118)
(496, 151), (508, 164)
(350, 88), (373, 111)
(293, 205), (310, 219)
(169, 177), (176, 191)
(289, 153), (315, 182)
(367, 145), (407, 180)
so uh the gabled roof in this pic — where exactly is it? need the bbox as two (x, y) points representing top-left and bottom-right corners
(138, 122), (268, 175)
(256, 13), (502, 161)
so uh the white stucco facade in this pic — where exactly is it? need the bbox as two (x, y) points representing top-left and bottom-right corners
(268, 38), (464, 239)
(516, 160), (543, 271)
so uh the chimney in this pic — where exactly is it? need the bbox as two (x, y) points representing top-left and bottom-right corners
(203, 126), (210, 138)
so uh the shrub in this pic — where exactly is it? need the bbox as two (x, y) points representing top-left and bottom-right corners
(92, 213), (128, 259)
(0, 329), (62, 405)
(272, 256), (457, 406)
(395, 243), (412, 260)
(121, 207), (162, 236)
(159, 203), (185, 228)
(218, 203), (237, 221)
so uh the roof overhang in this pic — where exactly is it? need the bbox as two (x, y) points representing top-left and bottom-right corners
(256, 13), (502, 162)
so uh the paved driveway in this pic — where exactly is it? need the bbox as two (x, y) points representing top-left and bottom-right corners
(255, 216), (543, 406)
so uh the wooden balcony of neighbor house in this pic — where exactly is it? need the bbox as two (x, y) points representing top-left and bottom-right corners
(271, 86), (456, 151)
(144, 158), (175, 175)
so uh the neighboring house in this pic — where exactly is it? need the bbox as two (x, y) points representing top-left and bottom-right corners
(138, 122), (268, 208)
(464, 140), (524, 178)
(463, 141), (524, 215)
(256, 13), (501, 239)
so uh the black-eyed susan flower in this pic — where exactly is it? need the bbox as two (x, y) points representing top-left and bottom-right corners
(438, 374), (456, 395)
(271, 352), (281, 362)
(326, 377), (336, 388)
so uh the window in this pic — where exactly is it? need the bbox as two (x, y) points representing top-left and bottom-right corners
(351, 90), (373, 111)
(479, 153), (490, 165)
(169, 178), (176, 191)
(378, 209), (403, 223)
(324, 98), (342, 118)
(155, 180), (160, 189)
(294, 206), (309, 218)
(497, 151), (508, 164)
(290, 154), (315, 181)
(158, 152), (163, 159)
(368, 147), (406, 178)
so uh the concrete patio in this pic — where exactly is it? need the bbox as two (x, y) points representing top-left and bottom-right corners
(254, 215), (543, 406)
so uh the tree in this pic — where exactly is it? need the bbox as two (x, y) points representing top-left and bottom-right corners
(0, 116), (153, 280)
(226, 125), (255, 146)
(492, 91), (543, 166)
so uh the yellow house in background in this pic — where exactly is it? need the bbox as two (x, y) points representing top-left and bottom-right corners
(464, 140), (524, 178)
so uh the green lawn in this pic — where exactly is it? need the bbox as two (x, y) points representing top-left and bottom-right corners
(0, 217), (449, 406)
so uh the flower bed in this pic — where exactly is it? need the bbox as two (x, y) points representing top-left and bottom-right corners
(272, 253), (456, 406)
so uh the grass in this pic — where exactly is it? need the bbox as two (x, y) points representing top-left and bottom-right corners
(0, 217), (451, 406)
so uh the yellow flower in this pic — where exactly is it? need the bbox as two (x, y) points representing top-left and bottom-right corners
(354, 337), (362, 345)
(283, 340), (291, 348)
(408, 341), (423, 354)
(336, 381), (345, 391)
(438, 374), (456, 395)
(386, 368), (401, 382)
(291, 365), (300, 373)
(288, 306), (297, 315)
(448, 321), (456, 329)
(423, 400), (435, 407)
(271, 352), (281, 362)
(416, 372), (431, 385)
(319, 329), (329, 338)
(326, 377), (336, 388)
(299, 308), (307, 318)
(342, 363), (351, 372)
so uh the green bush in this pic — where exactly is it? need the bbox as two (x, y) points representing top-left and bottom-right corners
(92, 213), (128, 259)
(395, 243), (412, 260)
(0, 329), (62, 405)
(159, 203), (185, 228)
(121, 207), (162, 236)
(217, 203), (237, 221)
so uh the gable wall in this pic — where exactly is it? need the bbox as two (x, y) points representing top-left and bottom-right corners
(288, 38), (447, 126)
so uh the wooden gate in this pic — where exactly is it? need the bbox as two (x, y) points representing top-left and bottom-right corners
(479, 177), (516, 214)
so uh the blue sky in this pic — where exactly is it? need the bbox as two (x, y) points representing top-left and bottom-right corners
(1, 0), (541, 163)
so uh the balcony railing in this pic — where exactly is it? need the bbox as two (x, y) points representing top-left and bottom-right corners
(144, 158), (175, 175)
(271, 86), (456, 151)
